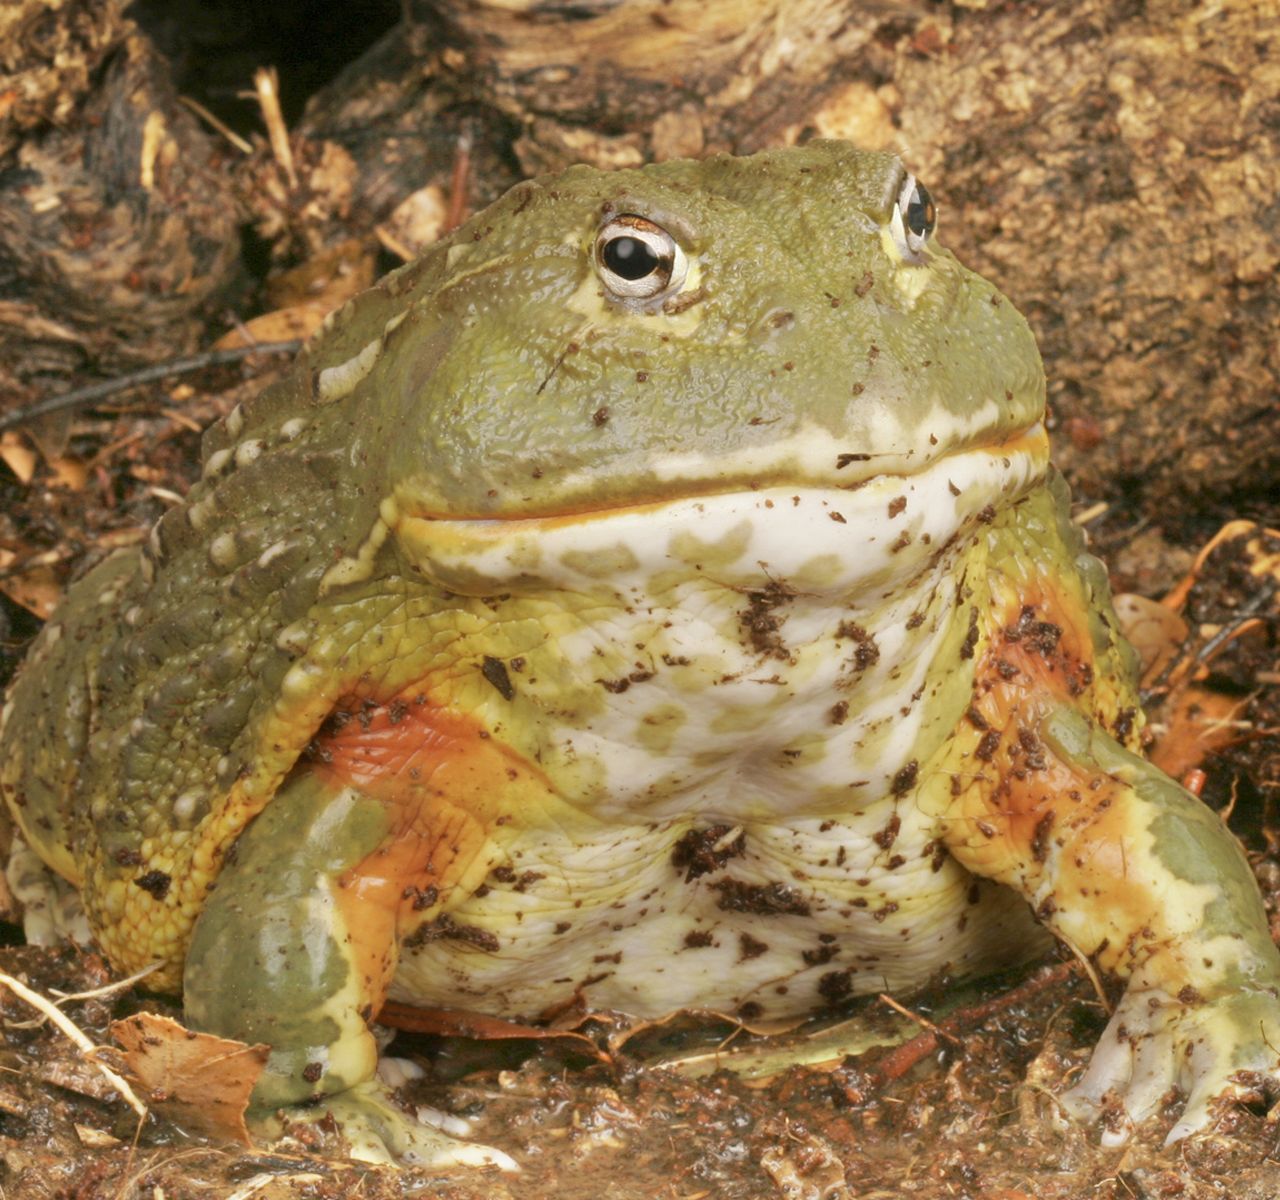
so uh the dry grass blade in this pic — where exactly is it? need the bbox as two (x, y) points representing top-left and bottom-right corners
(0, 970), (148, 1118)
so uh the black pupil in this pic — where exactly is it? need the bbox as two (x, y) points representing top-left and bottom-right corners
(603, 235), (662, 281)
(905, 183), (936, 238)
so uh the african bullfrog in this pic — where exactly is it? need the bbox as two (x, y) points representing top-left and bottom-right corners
(3, 141), (1278, 1164)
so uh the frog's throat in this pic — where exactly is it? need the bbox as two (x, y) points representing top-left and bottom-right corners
(389, 425), (1049, 596)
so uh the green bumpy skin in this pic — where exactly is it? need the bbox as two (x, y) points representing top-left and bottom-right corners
(2, 141), (1277, 1161)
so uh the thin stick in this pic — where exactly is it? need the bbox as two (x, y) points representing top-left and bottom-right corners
(868, 962), (1078, 1086)
(0, 341), (302, 434)
(52, 962), (162, 1004)
(445, 132), (472, 233)
(878, 992), (962, 1046)
(254, 67), (296, 190)
(177, 95), (254, 155)
(0, 970), (148, 1118)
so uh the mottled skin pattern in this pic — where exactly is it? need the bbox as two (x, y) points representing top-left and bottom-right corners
(2, 143), (1278, 1161)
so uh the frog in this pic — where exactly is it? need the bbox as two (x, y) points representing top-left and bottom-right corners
(3, 140), (1278, 1165)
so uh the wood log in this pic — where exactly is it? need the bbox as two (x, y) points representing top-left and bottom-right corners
(0, 0), (240, 403)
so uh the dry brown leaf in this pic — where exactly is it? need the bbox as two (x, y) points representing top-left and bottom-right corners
(1113, 591), (1189, 684)
(265, 236), (375, 311)
(609, 1005), (803, 1051)
(46, 454), (87, 492)
(74, 1122), (122, 1148)
(1139, 520), (1279, 778)
(1150, 687), (1250, 781)
(0, 550), (63, 619)
(0, 431), (36, 483)
(377, 1000), (609, 1061)
(34, 1055), (121, 1103)
(1161, 519), (1278, 610)
(215, 305), (330, 348)
(214, 237), (375, 351)
(382, 185), (448, 258)
(112, 1011), (268, 1146)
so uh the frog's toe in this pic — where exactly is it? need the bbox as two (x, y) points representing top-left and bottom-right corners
(1163, 1042), (1280, 1146)
(1062, 985), (1280, 1145)
(5, 835), (92, 947)
(1059, 1021), (1165, 1146)
(319, 1080), (518, 1170)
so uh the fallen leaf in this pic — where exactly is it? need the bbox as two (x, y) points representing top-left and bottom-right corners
(1112, 591), (1188, 683)
(0, 549), (63, 619)
(46, 454), (88, 492)
(112, 1011), (268, 1146)
(34, 1055), (120, 1103)
(265, 235), (375, 312)
(377, 1001), (608, 1061)
(381, 185), (449, 259)
(215, 305), (329, 348)
(1138, 520), (1279, 776)
(608, 1005), (804, 1058)
(1161, 519), (1278, 610)
(74, 1123), (122, 1148)
(0, 432), (36, 483)
(1149, 686), (1249, 781)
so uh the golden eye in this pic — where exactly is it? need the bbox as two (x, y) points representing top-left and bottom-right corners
(891, 174), (937, 262)
(594, 215), (689, 301)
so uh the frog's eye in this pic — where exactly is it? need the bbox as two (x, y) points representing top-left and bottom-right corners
(891, 175), (937, 261)
(595, 215), (688, 301)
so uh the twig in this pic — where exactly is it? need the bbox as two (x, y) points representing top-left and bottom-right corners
(254, 67), (296, 189)
(878, 992), (963, 1046)
(1141, 585), (1274, 704)
(0, 970), (148, 1118)
(178, 95), (254, 155)
(445, 131), (472, 233)
(1054, 931), (1111, 1013)
(868, 962), (1078, 1086)
(374, 223), (418, 263)
(51, 962), (162, 1004)
(1073, 501), (1109, 526)
(0, 341), (302, 434)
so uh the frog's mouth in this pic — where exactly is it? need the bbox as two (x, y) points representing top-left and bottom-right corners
(376, 424), (1050, 599)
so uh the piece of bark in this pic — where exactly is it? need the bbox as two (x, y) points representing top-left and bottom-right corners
(0, 1), (241, 408)
(298, 0), (901, 221)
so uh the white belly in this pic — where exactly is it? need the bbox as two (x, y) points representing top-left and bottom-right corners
(390, 442), (1051, 1018)
(392, 807), (1048, 1020)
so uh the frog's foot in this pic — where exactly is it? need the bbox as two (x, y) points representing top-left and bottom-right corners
(4, 834), (91, 947)
(1060, 984), (1280, 1146)
(267, 1079), (518, 1170)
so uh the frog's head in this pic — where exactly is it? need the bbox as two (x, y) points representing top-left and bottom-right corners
(340, 140), (1044, 520)
(271, 142), (1050, 598)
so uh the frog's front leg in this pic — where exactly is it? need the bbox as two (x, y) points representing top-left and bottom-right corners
(942, 701), (1280, 1141)
(184, 767), (514, 1168)
(936, 695), (1280, 1143)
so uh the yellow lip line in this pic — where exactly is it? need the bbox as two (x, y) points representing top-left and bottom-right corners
(397, 423), (1049, 528)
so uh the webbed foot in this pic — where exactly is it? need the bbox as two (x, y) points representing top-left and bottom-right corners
(263, 1079), (519, 1169)
(5, 834), (91, 947)
(1061, 984), (1280, 1145)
